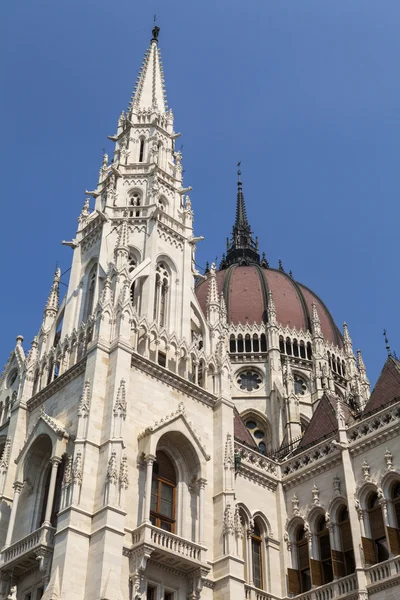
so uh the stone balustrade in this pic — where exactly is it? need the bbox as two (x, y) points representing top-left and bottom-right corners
(365, 555), (400, 585)
(0, 524), (55, 574)
(284, 573), (357, 600)
(130, 523), (207, 573)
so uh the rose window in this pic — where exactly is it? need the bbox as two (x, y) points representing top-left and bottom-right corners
(294, 375), (307, 396)
(237, 371), (262, 392)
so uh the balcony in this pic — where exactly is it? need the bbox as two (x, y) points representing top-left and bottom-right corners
(245, 584), (276, 599)
(131, 523), (207, 573)
(0, 525), (55, 576)
(287, 574), (358, 600)
(365, 556), (400, 590)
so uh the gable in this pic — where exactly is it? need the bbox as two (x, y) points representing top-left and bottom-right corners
(363, 357), (400, 414)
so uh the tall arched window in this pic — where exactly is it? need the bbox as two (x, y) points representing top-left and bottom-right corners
(288, 526), (311, 595)
(150, 451), (176, 532)
(251, 521), (263, 589)
(139, 138), (145, 163)
(337, 507), (355, 576)
(84, 265), (97, 322)
(229, 335), (236, 353)
(364, 492), (389, 564)
(316, 515), (333, 584)
(387, 482), (400, 555)
(154, 263), (170, 328)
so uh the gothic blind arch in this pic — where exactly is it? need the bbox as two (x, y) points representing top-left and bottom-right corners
(83, 262), (98, 322)
(128, 189), (142, 216)
(153, 258), (175, 329)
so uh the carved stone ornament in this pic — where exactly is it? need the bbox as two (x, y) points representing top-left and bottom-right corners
(384, 449), (394, 471)
(224, 433), (234, 470)
(78, 379), (91, 417)
(107, 451), (118, 486)
(114, 379), (127, 418)
(234, 505), (243, 539)
(362, 460), (371, 482)
(292, 493), (300, 516)
(333, 475), (341, 496)
(354, 499), (363, 520)
(223, 504), (234, 535)
(72, 451), (83, 486)
(62, 455), (73, 488)
(312, 484), (320, 506)
(119, 454), (129, 490)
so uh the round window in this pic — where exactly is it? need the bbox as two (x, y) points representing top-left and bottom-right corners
(294, 375), (307, 396)
(244, 415), (269, 455)
(246, 420), (257, 430)
(254, 430), (265, 439)
(237, 371), (262, 392)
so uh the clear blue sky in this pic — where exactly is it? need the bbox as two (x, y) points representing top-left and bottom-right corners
(1, 0), (399, 387)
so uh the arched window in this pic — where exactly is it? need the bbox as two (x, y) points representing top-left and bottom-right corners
(337, 507), (355, 576)
(279, 336), (285, 354)
(139, 138), (145, 163)
(245, 334), (251, 353)
(129, 191), (141, 217)
(39, 456), (66, 528)
(316, 515), (333, 584)
(150, 451), (177, 532)
(365, 492), (389, 564)
(251, 521), (263, 589)
(229, 335), (236, 353)
(260, 334), (267, 353)
(154, 263), (170, 328)
(295, 526), (311, 593)
(391, 482), (400, 529)
(32, 369), (40, 396)
(299, 341), (306, 359)
(84, 265), (97, 322)
(342, 361), (346, 377)
(129, 256), (137, 308)
(253, 334), (260, 353)
(286, 338), (292, 356)
(306, 342), (312, 360)
(293, 339), (299, 357)
(237, 334), (244, 353)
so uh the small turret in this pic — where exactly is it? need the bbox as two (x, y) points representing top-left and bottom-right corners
(42, 267), (61, 331)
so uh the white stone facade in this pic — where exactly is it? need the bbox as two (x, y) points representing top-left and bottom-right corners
(0, 24), (399, 600)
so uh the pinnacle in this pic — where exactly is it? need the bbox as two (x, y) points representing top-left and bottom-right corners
(128, 32), (168, 114)
(45, 267), (61, 314)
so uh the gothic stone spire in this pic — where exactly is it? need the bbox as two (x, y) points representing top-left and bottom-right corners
(128, 26), (167, 114)
(225, 165), (260, 267)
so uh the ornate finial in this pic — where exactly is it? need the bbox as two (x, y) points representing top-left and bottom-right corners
(383, 329), (391, 357)
(260, 252), (269, 268)
(237, 161), (242, 185)
(289, 270), (293, 278)
(278, 259), (285, 272)
(152, 19), (160, 43)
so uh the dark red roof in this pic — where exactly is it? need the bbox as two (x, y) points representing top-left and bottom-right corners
(363, 357), (400, 414)
(298, 393), (352, 449)
(195, 265), (342, 347)
(234, 409), (258, 448)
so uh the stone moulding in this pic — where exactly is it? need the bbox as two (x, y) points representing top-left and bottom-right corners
(131, 352), (216, 408)
(27, 358), (87, 411)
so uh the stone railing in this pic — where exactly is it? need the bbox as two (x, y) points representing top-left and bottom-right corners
(131, 522), (205, 566)
(1, 524), (55, 567)
(282, 436), (339, 479)
(348, 402), (400, 447)
(286, 574), (357, 600)
(365, 556), (400, 585)
(244, 584), (276, 599)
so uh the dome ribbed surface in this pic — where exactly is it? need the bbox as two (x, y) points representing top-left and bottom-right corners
(195, 265), (342, 347)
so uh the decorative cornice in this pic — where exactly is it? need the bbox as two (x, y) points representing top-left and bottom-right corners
(131, 352), (216, 408)
(27, 358), (87, 411)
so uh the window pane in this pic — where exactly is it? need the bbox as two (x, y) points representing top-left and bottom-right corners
(160, 520), (172, 532)
(161, 483), (173, 502)
(160, 499), (173, 518)
(150, 494), (158, 512)
(252, 539), (262, 588)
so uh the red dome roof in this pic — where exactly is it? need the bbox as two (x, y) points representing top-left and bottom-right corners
(195, 265), (342, 347)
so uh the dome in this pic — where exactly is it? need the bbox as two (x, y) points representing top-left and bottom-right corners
(196, 169), (343, 347)
(196, 265), (343, 348)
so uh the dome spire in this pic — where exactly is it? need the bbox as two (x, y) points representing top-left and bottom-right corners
(225, 163), (260, 267)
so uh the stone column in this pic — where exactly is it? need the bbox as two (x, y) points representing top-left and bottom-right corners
(5, 481), (24, 547)
(143, 454), (156, 523)
(198, 479), (207, 545)
(43, 457), (61, 526)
